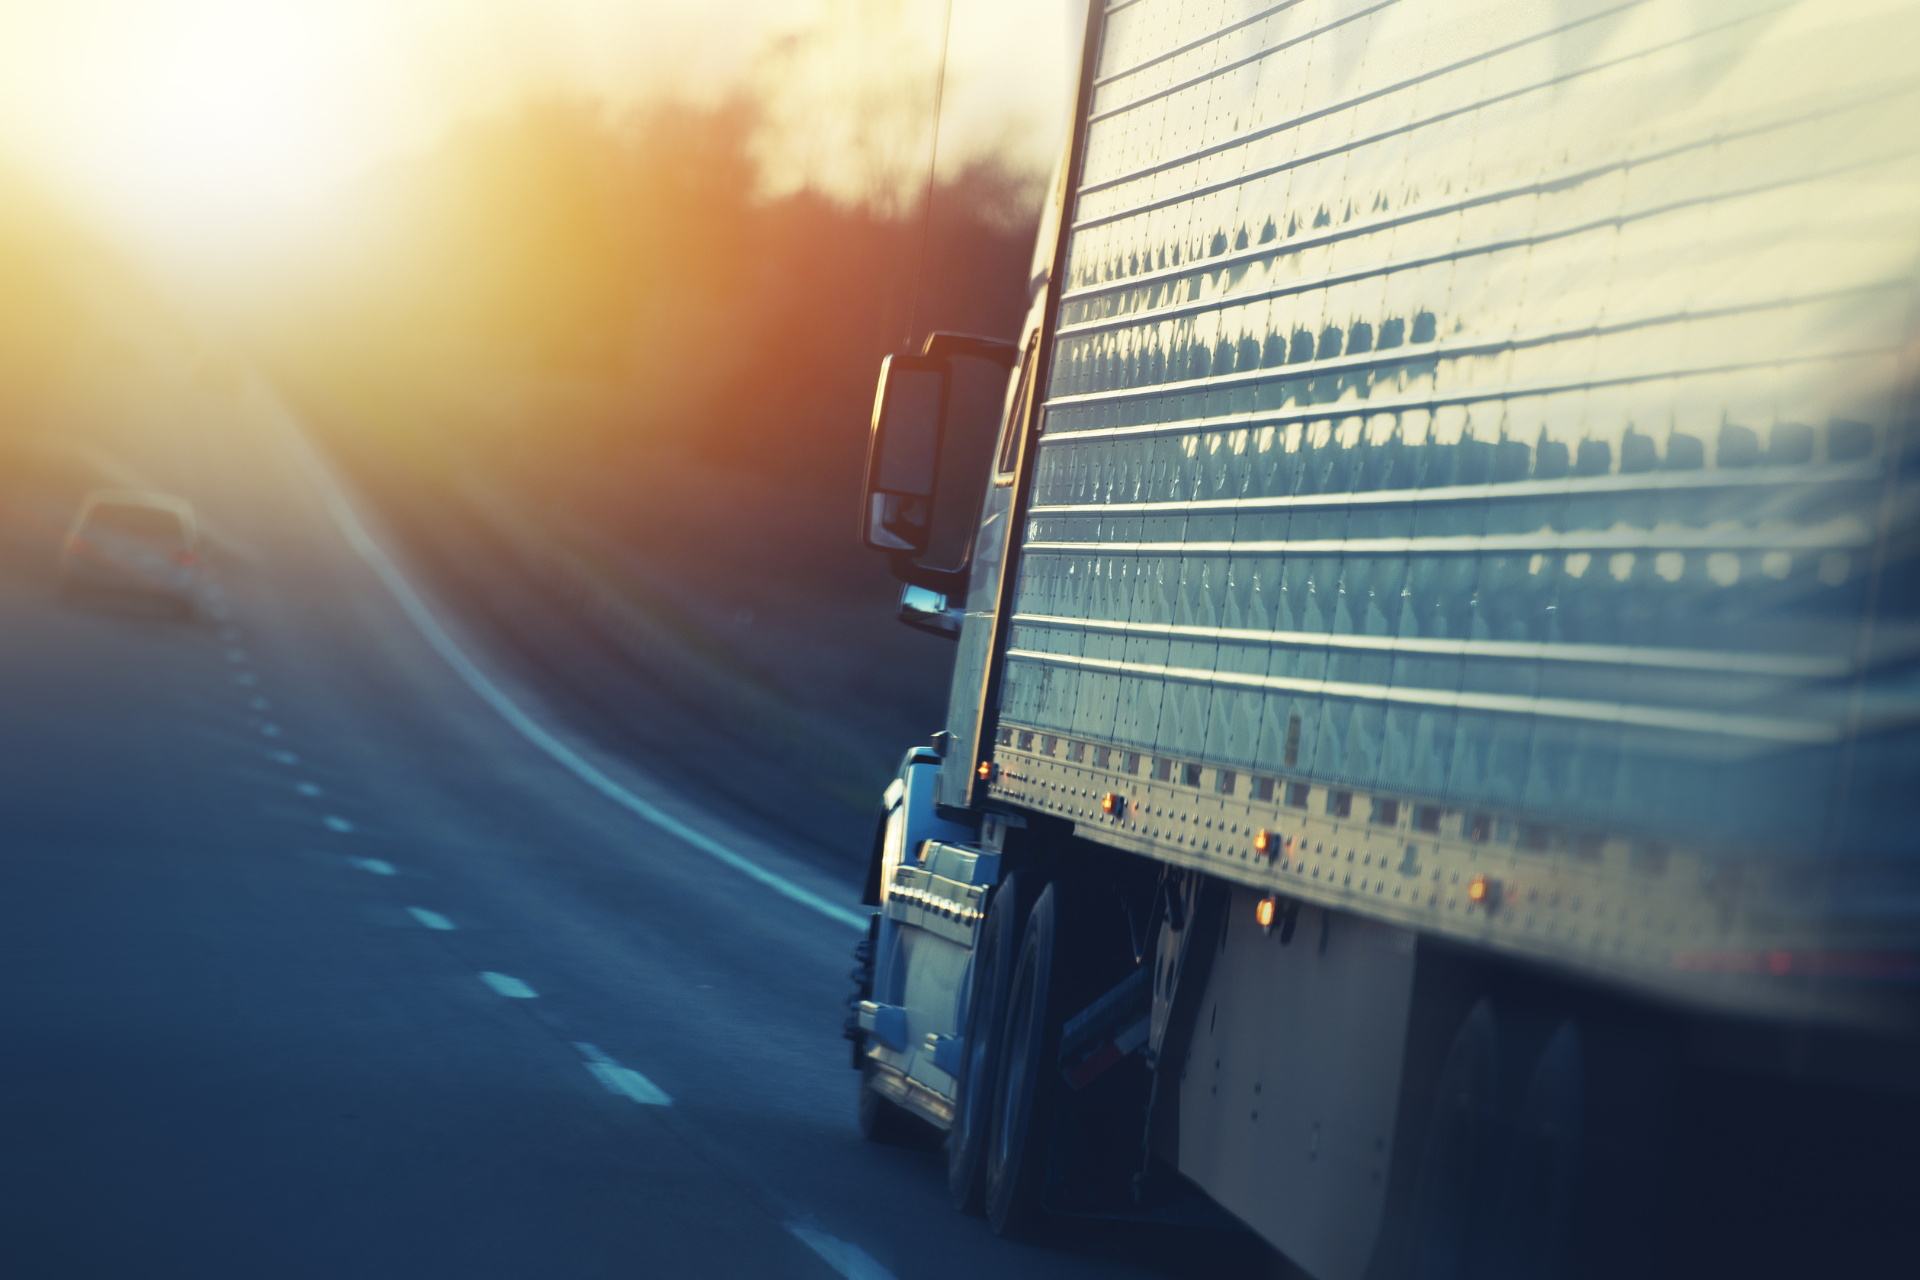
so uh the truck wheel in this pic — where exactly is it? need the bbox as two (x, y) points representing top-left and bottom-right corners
(983, 881), (1064, 1240)
(1478, 1020), (1583, 1280)
(1403, 998), (1500, 1280)
(858, 1062), (934, 1148)
(948, 870), (1035, 1214)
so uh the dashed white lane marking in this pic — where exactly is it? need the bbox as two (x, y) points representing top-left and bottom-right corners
(350, 857), (396, 876)
(322, 815), (354, 833)
(479, 971), (537, 999)
(225, 648), (248, 664)
(786, 1224), (898, 1280)
(296, 782), (322, 797)
(406, 906), (455, 931)
(250, 696), (270, 711)
(260, 723), (282, 738)
(233, 672), (257, 687)
(282, 407), (865, 933)
(266, 750), (299, 765)
(573, 1042), (672, 1106)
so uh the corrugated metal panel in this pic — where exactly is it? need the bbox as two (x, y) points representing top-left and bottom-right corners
(991, 0), (1920, 995)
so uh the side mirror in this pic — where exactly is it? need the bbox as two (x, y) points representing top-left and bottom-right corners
(860, 332), (1018, 603)
(897, 583), (963, 639)
(861, 354), (949, 555)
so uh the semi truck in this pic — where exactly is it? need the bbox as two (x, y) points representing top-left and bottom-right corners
(844, 1), (1920, 1274)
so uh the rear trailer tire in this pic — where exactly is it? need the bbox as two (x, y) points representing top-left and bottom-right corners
(1480, 1020), (1584, 1280)
(984, 882), (1063, 1240)
(1403, 998), (1501, 1280)
(948, 871), (1034, 1215)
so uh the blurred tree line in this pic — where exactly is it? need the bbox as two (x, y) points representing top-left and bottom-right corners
(0, 177), (96, 420)
(279, 93), (1043, 599)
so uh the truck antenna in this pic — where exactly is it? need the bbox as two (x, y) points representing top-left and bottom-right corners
(904, 0), (955, 351)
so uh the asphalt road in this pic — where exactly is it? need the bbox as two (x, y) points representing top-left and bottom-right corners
(0, 361), (1240, 1278)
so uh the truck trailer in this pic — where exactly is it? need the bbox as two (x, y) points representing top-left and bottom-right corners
(846, 2), (1920, 1274)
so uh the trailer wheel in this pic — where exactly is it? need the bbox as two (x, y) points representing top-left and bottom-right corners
(983, 881), (1065, 1240)
(1403, 997), (1500, 1280)
(1479, 1019), (1583, 1280)
(948, 871), (1035, 1214)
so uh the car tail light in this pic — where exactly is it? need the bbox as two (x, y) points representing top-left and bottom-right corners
(173, 549), (198, 567)
(67, 537), (90, 557)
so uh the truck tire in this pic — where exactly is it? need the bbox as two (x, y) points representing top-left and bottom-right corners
(1402, 998), (1500, 1280)
(948, 870), (1036, 1214)
(983, 881), (1064, 1240)
(1478, 1020), (1583, 1280)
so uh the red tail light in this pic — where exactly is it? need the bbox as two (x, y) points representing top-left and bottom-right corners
(173, 549), (198, 567)
(67, 537), (90, 557)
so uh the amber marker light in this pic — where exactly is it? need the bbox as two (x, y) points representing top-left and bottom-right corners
(1256, 895), (1277, 932)
(977, 761), (995, 782)
(1468, 875), (1501, 907)
(1101, 792), (1124, 817)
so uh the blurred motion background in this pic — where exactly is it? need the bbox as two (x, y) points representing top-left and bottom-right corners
(0, 0), (1080, 862)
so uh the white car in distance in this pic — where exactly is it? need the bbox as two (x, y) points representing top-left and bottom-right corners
(59, 489), (201, 619)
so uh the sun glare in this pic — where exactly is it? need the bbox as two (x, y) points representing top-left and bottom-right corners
(0, 2), (401, 263)
(128, 18), (328, 201)
(0, 0), (1071, 271)
(79, 9), (355, 247)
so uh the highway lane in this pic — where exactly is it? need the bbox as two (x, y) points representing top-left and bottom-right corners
(0, 360), (1238, 1276)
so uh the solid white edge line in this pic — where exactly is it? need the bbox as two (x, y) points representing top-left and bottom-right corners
(268, 389), (867, 932)
(786, 1224), (900, 1280)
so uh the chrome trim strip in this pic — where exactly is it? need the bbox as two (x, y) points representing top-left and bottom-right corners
(1002, 647), (1840, 744)
(1021, 521), (1873, 555)
(1094, 2), (1301, 88)
(1089, 2), (1388, 122)
(1007, 613), (1850, 679)
(1032, 344), (1900, 443)
(1076, 0), (1756, 208)
(1064, 67), (1888, 278)
(1024, 462), (1886, 515)
(1045, 304), (1903, 410)
(1057, 270), (1892, 357)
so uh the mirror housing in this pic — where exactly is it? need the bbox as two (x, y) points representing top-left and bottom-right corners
(860, 332), (1018, 598)
(861, 354), (949, 556)
(897, 583), (963, 640)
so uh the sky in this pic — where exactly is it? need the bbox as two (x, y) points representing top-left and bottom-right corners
(0, 0), (1081, 266)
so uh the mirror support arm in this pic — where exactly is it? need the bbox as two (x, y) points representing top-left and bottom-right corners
(888, 553), (969, 598)
(920, 332), (1017, 369)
